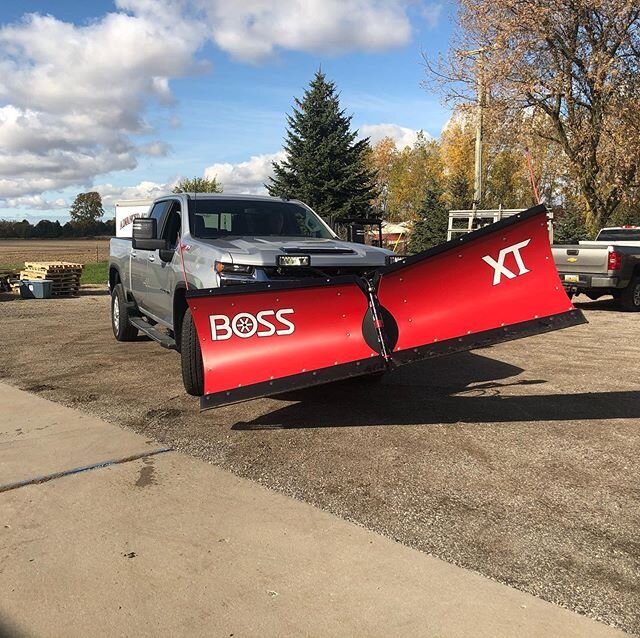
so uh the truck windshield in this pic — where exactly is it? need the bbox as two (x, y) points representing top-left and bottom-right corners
(596, 228), (640, 241)
(188, 199), (335, 239)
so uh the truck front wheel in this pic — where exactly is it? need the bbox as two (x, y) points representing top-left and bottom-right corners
(620, 276), (640, 312)
(111, 283), (138, 341)
(181, 308), (204, 396)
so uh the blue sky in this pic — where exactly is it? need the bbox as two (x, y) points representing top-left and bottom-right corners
(0, 0), (456, 221)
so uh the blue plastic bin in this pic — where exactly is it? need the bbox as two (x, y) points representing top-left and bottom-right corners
(19, 279), (53, 299)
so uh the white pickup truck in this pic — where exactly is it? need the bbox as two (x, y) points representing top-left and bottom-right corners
(108, 193), (395, 395)
(552, 226), (640, 310)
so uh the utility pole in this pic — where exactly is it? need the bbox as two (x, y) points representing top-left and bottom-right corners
(463, 47), (489, 211)
(473, 54), (485, 210)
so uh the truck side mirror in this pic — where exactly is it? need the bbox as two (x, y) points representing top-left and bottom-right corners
(132, 218), (166, 251)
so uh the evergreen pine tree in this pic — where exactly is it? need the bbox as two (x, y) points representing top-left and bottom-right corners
(408, 186), (449, 254)
(267, 70), (378, 221)
(554, 208), (590, 244)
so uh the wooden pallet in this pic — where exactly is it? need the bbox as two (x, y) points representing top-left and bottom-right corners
(24, 261), (83, 272)
(19, 261), (84, 296)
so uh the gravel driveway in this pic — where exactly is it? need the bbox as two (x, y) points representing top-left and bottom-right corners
(1, 290), (638, 633)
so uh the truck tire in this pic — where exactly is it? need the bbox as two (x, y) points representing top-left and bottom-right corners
(111, 283), (138, 341)
(620, 277), (640, 311)
(181, 308), (204, 396)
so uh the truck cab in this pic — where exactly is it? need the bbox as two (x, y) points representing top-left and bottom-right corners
(108, 193), (396, 393)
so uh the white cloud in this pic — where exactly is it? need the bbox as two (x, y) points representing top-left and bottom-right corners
(204, 151), (285, 194)
(360, 123), (429, 148)
(201, 0), (414, 63)
(0, 195), (68, 211)
(0, 11), (203, 198)
(96, 180), (175, 210)
(422, 3), (443, 29)
(120, 0), (420, 63)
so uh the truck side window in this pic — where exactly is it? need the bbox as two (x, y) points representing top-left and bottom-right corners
(149, 201), (168, 226)
(163, 204), (182, 249)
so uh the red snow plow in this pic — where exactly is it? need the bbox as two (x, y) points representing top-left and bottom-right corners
(186, 205), (586, 410)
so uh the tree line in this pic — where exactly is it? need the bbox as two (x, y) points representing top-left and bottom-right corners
(0, 218), (115, 239)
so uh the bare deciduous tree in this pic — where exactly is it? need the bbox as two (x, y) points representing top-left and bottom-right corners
(425, 0), (640, 230)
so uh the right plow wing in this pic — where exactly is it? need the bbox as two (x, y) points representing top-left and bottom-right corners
(186, 204), (586, 409)
(375, 204), (586, 365)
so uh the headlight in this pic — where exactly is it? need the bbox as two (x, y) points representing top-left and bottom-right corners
(277, 254), (310, 267)
(215, 261), (254, 274)
(385, 254), (406, 265)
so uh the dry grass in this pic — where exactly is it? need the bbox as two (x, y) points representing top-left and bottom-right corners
(0, 239), (110, 270)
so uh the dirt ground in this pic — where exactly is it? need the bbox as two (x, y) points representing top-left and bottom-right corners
(0, 239), (110, 267)
(1, 290), (639, 634)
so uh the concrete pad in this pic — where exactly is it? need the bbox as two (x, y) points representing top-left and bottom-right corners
(1, 451), (626, 638)
(0, 383), (167, 488)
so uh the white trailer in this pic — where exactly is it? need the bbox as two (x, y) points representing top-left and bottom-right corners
(115, 200), (153, 238)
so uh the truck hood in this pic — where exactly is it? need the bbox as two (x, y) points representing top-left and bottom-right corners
(200, 236), (393, 267)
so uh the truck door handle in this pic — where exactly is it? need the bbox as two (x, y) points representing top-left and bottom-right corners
(131, 252), (137, 258)
(148, 255), (155, 262)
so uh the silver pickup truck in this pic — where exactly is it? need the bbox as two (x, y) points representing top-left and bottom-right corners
(552, 226), (640, 311)
(109, 193), (395, 394)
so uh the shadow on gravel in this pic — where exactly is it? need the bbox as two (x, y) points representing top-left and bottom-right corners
(573, 297), (621, 312)
(232, 352), (640, 430)
(234, 388), (640, 430)
(77, 287), (109, 296)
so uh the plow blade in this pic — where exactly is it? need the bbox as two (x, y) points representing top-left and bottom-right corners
(186, 277), (385, 409)
(375, 204), (586, 365)
(187, 204), (586, 410)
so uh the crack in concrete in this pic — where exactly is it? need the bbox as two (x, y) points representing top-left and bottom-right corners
(0, 448), (173, 494)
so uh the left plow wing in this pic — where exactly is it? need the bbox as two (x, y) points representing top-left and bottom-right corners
(186, 277), (386, 409)
(187, 205), (586, 410)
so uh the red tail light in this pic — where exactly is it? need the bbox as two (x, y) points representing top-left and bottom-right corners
(607, 250), (622, 270)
